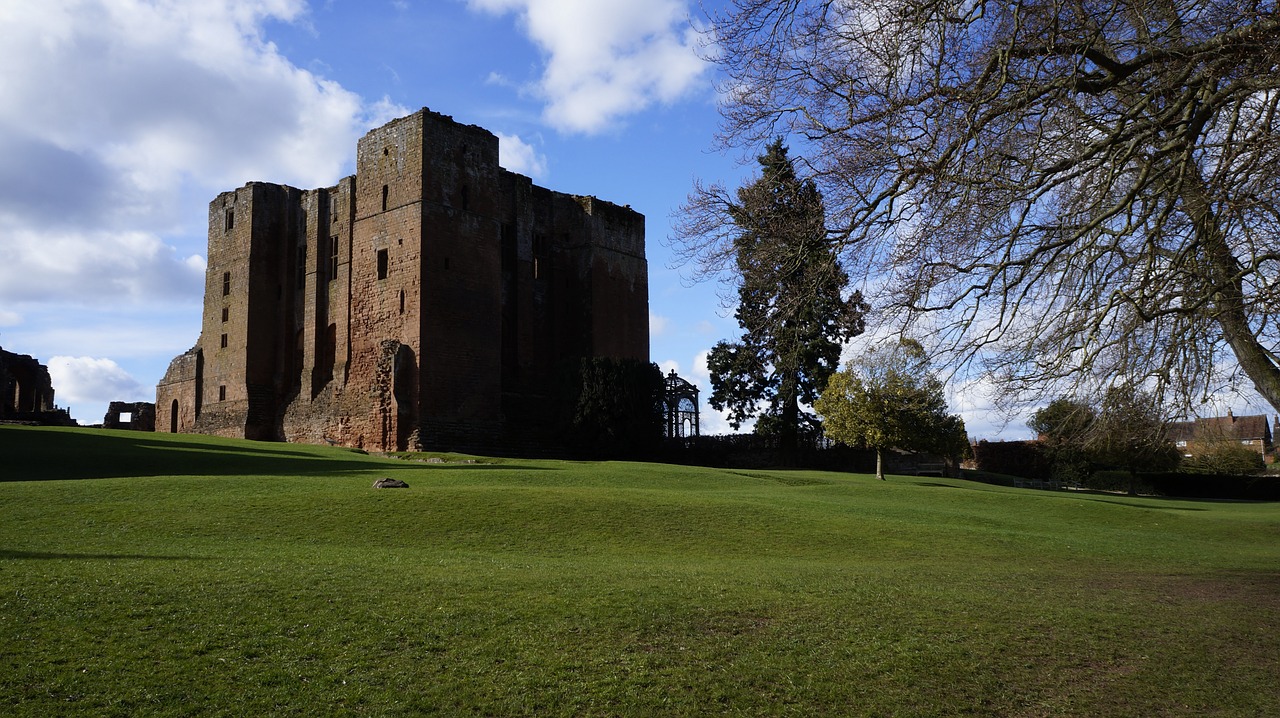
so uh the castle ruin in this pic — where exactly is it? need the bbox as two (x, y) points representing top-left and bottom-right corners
(0, 346), (75, 426)
(156, 108), (648, 452)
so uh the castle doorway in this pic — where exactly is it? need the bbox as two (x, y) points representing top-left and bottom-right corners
(392, 345), (417, 452)
(170, 400), (179, 433)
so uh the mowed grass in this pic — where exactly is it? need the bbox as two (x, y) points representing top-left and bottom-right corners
(1, 426), (1277, 717)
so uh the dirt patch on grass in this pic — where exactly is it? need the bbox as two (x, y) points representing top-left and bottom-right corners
(695, 610), (773, 638)
(1089, 570), (1280, 610)
(1004, 570), (1280, 717)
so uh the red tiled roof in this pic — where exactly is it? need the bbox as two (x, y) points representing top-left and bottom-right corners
(1171, 414), (1273, 443)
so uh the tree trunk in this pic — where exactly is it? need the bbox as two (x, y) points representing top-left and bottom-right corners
(778, 381), (800, 466)
(1186, 180), (1280, 414)
(875, 447), (885, 481)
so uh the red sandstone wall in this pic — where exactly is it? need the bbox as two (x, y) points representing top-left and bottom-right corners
(416, 113), (505, 449)
(166, 107), (648, 454)
(155, 347), (201, 433)
(193, 187), (254, 438)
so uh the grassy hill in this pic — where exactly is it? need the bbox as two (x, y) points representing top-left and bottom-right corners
(2, 425), (1277, 716)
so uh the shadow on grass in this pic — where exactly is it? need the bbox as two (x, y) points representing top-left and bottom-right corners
(1073, 494), (1210, 511)
(0, 549), (209, 561)
(0, 426), (551, 481)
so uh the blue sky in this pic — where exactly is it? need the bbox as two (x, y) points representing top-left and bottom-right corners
(0, 0), (1071, 438)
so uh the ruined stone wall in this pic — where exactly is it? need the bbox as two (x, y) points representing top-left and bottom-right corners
(280, 177), (357, 447)
(347, 112), (428, 451)
(413, 112), (505, 450)
(155, 346), (201, 433)
(0, 346), (64, 424)
(573, 196), (649, 361)
(103, 401), (156, 431)
(193, 183), (305, 440)
(162, 107), (648, 454)
(193, 187), (256, 438)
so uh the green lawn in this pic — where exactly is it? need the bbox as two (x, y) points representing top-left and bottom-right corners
(2, 425), (1277, 716)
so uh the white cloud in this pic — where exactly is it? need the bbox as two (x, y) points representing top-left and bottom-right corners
(0, 310), (21, 327)
(466, 0), (709, 133)
(47, 355), (148, 424)
(0, 0), (392, 306)
(659, 359), (680, 375)
(691, 349), (711, 381)
(486, 71), (516, 88)
(649, 312), (670, 336)
(0, 226), (206, 304)
(496, 132), (549, 178)
(949, 377), (1028, 442)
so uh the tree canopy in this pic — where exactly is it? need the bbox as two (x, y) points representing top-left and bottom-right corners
(815, 339), (968, 480)
(678, 0), (1280, 417)
(695, 139), (866, 458)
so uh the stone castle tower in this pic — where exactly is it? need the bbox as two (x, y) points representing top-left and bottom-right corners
(156, 108), (648, 452)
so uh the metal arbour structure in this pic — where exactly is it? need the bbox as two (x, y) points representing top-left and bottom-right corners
(663, 370), (700, 439)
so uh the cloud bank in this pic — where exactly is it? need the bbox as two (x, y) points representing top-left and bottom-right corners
(496, 133), (549, 179)
(467, 0), (708, 133)
(0, 0), (392, 309)
(47, 355), (148, 423)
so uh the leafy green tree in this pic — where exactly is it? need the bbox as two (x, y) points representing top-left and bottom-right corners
(696, 139), (866, 461)
(1029, 398), (1097, 486)
(815, 340), (967, 481)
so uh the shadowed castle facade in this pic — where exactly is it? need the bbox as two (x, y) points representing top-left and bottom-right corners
(156, 108), (648, 452)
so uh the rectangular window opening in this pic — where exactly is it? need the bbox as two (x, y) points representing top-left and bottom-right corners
(222, 271), (231, 296)
(533, 233), (548, 280)
(220, 333), (228, 349)
(377, 248), (389, 280)
(218, 385), (227, 401)
(381, 184), (389, 212)
(225, 209), (234, 231)
(221, 307), (229, 323)
(329, 236), (339, 281)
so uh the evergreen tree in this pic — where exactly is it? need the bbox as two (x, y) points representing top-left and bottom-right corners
(561, 358), (664, 459)
(704, 139), (866, 460)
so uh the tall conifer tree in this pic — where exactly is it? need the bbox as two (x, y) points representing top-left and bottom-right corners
(705, 139), (866, 459)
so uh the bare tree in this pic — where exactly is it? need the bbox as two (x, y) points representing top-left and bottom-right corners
(674, 0), (1280, 415)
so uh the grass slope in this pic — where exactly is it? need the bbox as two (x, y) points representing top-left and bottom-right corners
(2, 425), (1277, 716)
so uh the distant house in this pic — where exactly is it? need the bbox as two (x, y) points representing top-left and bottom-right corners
(1166, 410), (1276, 463)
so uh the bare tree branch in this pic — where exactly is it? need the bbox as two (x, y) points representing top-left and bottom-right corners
(674, 0), (1280, 415)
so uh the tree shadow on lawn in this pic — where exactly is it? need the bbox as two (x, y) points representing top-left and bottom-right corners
(0, 427), (551, 481)
(909, 478), (1215, 510)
